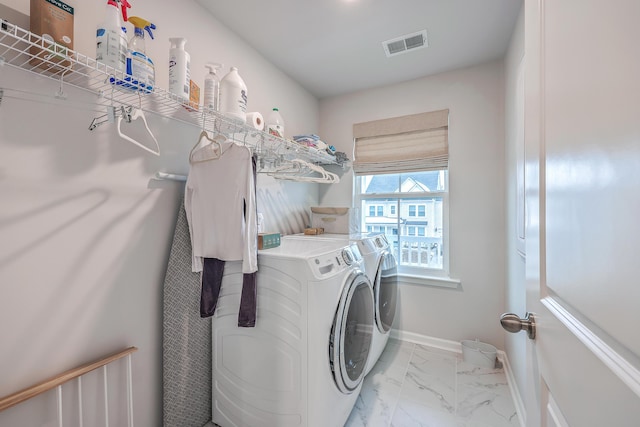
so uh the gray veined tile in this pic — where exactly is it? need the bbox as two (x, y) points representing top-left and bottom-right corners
(408, 346), (457, 383)
(345, 392), (369, 427)
(456, 385), (519, 427)
(398, 346), (457, 413)
(364, 361), (405, 395)
(374, 339), (414, 372)
(399, 368), (457, 414)
(345, 383), (401, 427)
(456, 359), (506, 386)
(391, 398), (467, 427)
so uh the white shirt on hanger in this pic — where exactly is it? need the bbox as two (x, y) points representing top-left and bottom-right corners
(185, 142), (257, 274)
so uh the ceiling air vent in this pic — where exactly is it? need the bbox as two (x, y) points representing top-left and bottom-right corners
(382, 30), (428, 58)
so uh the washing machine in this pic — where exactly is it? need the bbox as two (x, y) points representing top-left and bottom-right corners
(211, 239), (374, 427)
(281, 233), (397, 375)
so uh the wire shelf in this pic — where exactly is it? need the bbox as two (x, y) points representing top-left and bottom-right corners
(0, 20), (342, 166)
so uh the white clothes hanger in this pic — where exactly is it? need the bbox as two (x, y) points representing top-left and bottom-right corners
(189, 130), (228, 164)
(117, 106), (160, 156)
(267, 158), (339, 184)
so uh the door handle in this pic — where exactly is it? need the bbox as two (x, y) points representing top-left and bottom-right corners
(500, 312), (536, 340)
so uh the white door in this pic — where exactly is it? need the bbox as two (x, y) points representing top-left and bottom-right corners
(519, 0), (640, 425)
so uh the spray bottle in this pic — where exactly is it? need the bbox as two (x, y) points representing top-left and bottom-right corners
(96, 0), (130, 74)
(168, 38), (190, 102)
(126, 16), (156, 93)
(203, 63), (222, 113)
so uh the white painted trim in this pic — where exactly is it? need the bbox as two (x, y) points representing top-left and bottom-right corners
(397, 274), (461, 289)
(390, 330), (526, 427)
(390, 329), (462, 354)
(499, 349), (527, 427)
(542, 297), (640, 399)
(547, 394), (570, 427)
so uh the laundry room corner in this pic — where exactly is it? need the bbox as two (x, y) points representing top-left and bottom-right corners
(319, 60), (507, 349)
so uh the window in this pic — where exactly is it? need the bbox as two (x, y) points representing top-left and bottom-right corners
(369, 205), (384, 217)
(356, 171), (448, 276)
(353, 109), (449, 279)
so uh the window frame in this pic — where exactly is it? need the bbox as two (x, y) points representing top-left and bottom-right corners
(354, 171), (451, 281)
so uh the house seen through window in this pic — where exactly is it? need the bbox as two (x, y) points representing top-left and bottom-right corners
(356, 170), (447, 276)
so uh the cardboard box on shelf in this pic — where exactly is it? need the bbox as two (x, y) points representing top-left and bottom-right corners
(29, 0), (74, 72)
(310, 207), (350, 234)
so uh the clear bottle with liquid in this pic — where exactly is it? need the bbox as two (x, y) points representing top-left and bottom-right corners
(126, 16), (156, 93)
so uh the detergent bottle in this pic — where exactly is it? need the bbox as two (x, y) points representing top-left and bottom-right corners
(266, 108), (285, 138)
(168, 37), (190, 102)
(126, 16), (156, 93)
(96, 0), (130, 73)
(219, 66), (248, 124)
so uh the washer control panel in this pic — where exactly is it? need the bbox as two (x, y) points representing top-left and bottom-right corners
(308, 244), (362, 279)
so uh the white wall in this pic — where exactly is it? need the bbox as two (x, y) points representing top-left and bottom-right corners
(319, 61), (507, 348)
(503, 3), (527, 404)
(0, 0), (319, 425)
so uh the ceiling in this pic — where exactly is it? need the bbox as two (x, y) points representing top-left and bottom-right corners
(194, 0), (522, 99)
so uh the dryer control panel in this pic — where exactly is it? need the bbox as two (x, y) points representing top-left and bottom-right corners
(307, 244), (362, 279)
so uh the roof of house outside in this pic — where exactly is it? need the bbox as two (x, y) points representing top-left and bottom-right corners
(364, 172), (442, 194)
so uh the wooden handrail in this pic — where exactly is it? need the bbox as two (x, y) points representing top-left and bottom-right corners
(0, 346), (138, 412)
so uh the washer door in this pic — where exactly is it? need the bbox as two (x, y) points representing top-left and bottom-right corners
(330, 270), (374, 394)
(373, 251), (398, 334)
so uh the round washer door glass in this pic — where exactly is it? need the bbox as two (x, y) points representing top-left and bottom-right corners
(374, 252), (398, 333)
(330, 271), (374, 394)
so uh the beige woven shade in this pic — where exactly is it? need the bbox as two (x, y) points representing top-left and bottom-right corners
(353, 109), (449, 175)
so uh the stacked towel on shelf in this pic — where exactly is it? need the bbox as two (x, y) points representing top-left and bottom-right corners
(293, 134), (336, 155)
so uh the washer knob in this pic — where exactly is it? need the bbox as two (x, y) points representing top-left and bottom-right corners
(342, 249), (354, 265)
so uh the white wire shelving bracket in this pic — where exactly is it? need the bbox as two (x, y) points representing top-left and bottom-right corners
(0, 20), (344, 170)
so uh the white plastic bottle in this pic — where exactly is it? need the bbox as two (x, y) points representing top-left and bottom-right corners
(219, 66), (248, 124)
(203, 63), (222, 113)
(168, 37), (190, 102)
(96, 0), (129, 72)
(266, 107), (285, 138)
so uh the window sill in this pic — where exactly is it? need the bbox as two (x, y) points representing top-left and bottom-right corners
(397, 274), (461, 289)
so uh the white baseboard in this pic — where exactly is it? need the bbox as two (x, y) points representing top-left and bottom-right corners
(390, 329), (463, 354)
(390, 329), (526, 427)
(499, 349), (527, 427)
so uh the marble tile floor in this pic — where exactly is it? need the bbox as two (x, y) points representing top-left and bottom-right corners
(345, 339), (521, 427)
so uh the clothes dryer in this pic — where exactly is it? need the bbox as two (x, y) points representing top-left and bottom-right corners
(281, 233), (397, 375)
(211, 239), (374, 427)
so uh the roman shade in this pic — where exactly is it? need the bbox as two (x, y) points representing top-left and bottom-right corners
(352, 109), (449, 175)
